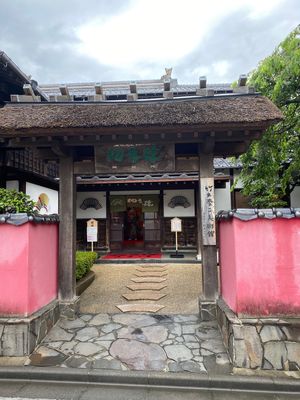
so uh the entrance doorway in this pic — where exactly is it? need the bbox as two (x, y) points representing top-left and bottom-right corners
(110, 208), (145, 252)
(123, 206), (144, 250)
(109, 193), (161, 252)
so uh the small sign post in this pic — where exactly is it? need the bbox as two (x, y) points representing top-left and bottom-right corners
(170, 217), (184, 258)
(87, 219), (98, 252)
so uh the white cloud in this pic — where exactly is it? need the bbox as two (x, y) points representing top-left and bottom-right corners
(247, 0), (284, 19)
(75, 1), (229, 68)
(75, 0), (285, 78)
(212, 60), (231, 78)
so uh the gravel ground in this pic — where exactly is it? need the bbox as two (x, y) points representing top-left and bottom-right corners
(79, 263), (202, 314)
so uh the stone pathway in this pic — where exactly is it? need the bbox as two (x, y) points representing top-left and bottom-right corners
(26, 313), (231, 374)
(117, 264), (169, 313)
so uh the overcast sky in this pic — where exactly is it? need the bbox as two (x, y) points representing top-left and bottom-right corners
(0, 0), (299, 85)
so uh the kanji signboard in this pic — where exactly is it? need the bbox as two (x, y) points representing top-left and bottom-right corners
(171, 217), (182, 232)
(95, 144), (174, 173)
(200, 178), (216, 245)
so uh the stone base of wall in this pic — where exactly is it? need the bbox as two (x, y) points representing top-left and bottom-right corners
(59, 296), (80, 320)
(217, 298), (300, 371)
(199, 299), (217, 321)
(0, 300), (59, 356)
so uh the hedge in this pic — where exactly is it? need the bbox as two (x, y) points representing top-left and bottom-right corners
(0, 188), (35, 214)
(76, 251), (97, 281)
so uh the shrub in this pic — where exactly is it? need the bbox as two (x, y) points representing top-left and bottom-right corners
(76, 251), (97, 281)
(0, 188), (35, 214)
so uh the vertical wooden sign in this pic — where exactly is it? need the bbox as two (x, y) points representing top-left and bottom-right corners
(200, 177), (216, 245)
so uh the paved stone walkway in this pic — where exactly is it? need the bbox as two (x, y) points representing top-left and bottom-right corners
(26, 313), (231, 374)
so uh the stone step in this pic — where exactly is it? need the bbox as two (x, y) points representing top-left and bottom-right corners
(134, 271), (168, 277)
(116, 304), (165, 313)
(136, 267), (167, 273)
(131, 277), (167, 283)
(137, 264), (167, 268)
(122, 291), (167, 301)
(127, 283), (167, 291)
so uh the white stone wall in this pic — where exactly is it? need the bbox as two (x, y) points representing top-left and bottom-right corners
(215, 181), (231, 212)
(290, 186), (300, 207)
(26, 182), (59, 214)
(77, 191), (107, 219)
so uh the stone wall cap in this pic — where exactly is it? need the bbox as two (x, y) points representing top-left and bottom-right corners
(217, 208), (300, 221)
(0, 213), (59, 226)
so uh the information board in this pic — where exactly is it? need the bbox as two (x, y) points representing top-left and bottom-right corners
(171, 217), (182, 232)
(87, 219), (98, 242)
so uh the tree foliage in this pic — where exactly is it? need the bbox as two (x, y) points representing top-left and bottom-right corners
(0, 188), (35, 214)
(237, 25), (300, 207)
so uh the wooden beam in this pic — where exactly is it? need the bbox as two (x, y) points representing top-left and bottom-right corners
(1, 123), (266, 138)
(59, 155), (76, 302)
(214, 142), (248, 156)
(31, 148), (59, 160)
(197, 149), (218, 301)
(51, 144), (70, 158)
(202, 136), (215, 154)
(74, 160), (95, 174)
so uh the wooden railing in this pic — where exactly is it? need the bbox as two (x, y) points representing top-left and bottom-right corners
(5, 149), (59, 179)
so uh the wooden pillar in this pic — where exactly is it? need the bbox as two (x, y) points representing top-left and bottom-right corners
(0, 150), (7, 188)
(106, 190), (110, 252)
(59, 155), (76, 302)
(198, 149), (218, 301)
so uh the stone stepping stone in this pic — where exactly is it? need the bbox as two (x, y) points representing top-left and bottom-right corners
(131, 277), (167, 283)
(136, 267), (167, 272)
(122, 291), (167, 301)
(110, 339), (167, 370)
(137, 264), (167, 268)
(127, 283), (167, 291)
(116, 304), (165, 313)
(134, 271), (168, 277)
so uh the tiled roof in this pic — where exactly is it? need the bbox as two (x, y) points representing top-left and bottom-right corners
(39, 82), (233, 98)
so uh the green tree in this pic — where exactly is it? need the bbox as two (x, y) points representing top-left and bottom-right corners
(237, 25), (300, 207)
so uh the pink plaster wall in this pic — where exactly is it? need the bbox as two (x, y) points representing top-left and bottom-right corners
(0, 223), (58, 316)
(219, 218), (300, 316)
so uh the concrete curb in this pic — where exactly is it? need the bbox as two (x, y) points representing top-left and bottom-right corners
(76, 270), (95, 296)
(0, 367), (299, 393)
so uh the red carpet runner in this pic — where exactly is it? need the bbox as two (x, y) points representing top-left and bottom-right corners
(102, 253), (162, 260)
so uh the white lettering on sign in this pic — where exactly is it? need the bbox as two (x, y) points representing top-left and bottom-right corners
(200, 178), (216, 245)
(171, 217), (182, 232)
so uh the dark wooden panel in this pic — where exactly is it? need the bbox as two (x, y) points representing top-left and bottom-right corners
(76, 219), (107, 250)
(163, 218), (197, 248)
(95, 144), (175, 173)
